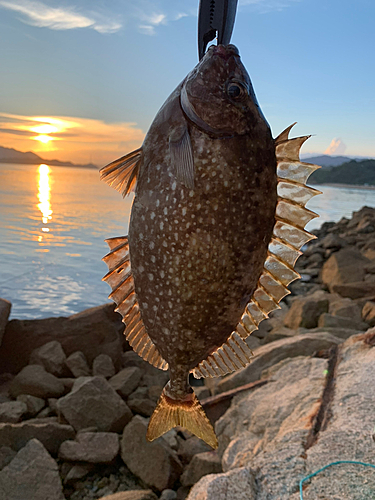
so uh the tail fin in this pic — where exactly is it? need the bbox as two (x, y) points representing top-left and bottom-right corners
(146, 388), (218, 449)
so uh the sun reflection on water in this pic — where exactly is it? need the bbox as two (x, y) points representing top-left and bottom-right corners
(37, 164), (53, 231)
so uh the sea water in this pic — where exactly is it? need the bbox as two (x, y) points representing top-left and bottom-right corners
(1, 163), (375, 319)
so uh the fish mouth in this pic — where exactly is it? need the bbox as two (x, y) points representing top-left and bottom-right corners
(210, 44), (240, 59)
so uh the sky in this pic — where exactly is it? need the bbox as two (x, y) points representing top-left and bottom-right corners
(0, 0), (374, 166)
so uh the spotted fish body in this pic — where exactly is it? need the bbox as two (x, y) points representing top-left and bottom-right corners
(101, 45), (320, 448)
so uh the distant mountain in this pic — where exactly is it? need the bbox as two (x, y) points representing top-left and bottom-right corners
(0, 146), (97, 169)
(302, 155), (367, 168)
(309, 159), (375, 186)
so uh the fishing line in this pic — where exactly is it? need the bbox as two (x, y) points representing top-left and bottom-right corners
(299, 460), (375, 499)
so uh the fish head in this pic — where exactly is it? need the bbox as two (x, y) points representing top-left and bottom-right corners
(181, 44), (268, 136)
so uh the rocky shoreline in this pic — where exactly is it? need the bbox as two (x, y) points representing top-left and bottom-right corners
(0, 207), (375, 500)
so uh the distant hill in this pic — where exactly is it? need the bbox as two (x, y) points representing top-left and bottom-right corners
(0, 146), (97, 169)
(302, 155), (370, 168)
(309, 159), (375, 186)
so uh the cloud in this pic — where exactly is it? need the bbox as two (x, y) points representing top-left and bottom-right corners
(324, 138), (347, 155)
(137, 11), (167, 36)
(0, 0), (122, 33)
(0, 112), (145, 165)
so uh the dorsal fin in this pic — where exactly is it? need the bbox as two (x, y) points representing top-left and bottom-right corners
(102, 236), (168, 371)
(100, 148), (142, 197)
(192, 126), (321, 379)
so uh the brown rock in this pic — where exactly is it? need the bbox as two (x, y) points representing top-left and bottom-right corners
(121, 415), (183, 491)
(29, 341), (67, 376)
(177, 436), (212, 464)
(109, 366), (142, 398)
(362, 301), (375, 326)
(283, 292), (329, 329)
(65, 351), (90, 377)
(9, 365), (65, 399)
(321, 248), (370, 291)
(92, 353), (116, 378)
(57, 376), (133, 432)
(0, 439), (65, 500)
(181, 451), (222, 486)
(332, 281), (375, 299)
(0, 420), (75, 454)
(97, 491), (158, 500)
(59, 431), (119, 463)
(63, 463), (95, 484)
(0, 303), (123, 374)
(0, 299), (11, 347)
(318, 313), (368, 331)
(0, 401), (27, 423)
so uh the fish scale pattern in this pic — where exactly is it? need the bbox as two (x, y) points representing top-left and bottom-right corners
(192, 125), (321, 378)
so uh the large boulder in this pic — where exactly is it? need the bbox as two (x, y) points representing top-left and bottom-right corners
(0, 303), (123, 374)
(0, 421), (75, 455)
(321, 248), (370, 291)
(216, 332), (343, 393)
(186, 467), (256, 500)
(121, 415), (182, 491)
(59, 432), (120, 463)
(29, 341), (67, 376)
(0, 439), (65, 500)
(57, 376), (132, 432)
(0, 299), (11, 347)
(9, 365), (65, 399)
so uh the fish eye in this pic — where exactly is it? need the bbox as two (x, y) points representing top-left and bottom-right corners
(226, 81), (248, 100)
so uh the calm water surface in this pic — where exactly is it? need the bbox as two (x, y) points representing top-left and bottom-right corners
(1, 163), (375, 319)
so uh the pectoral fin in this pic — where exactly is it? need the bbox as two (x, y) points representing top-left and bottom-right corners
(100, 148), (142, 197)
(169, 126), (194, 189)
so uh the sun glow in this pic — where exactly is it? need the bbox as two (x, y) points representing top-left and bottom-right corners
(37, 164), (53, 226)
(35, 134), (53, 144)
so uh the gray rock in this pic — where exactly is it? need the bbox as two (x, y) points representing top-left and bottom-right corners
(0, 421), (75, 455)
(0, 302), (123, 374)
(329, 297), (363, 321)
(283, 291), (329, 329)
(216, 332), (343, 393)
(194, 386), (211, 400)
(127, 387), (156, 417)
(181, 451), (222, 486)
(63, 463), (95, 484)
(59, 431), (119, 463)
(362, 301), (375, 326)
(9, 365), (65, 399)
(186, 467), (256, 500)
(321, 233), (345, 250)
(16, 395), (45, 416)
(57, 376), (133, 432)
(321, 248), (370, 291)
(109, 367), (142, 398)
(177, 436), (212, 464)
(97, 491), (158, 500)
(318, 313), (368, 331)
(0, 299), (11, 348)
(0, 447), (16, 470)
(121, 415), (182, 491)
(29, 341), (66, 376)
(65, 351), (90, 377)
(0, 401), (27, 423)
(160, 490), (177, 500)
(92, 353), (116, 378)
(0, 438), (65, 500)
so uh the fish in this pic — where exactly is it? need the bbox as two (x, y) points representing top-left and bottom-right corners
(100, 44), (320, 449)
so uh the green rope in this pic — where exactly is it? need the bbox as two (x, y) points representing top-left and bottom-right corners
(299, 460), (375, 499)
